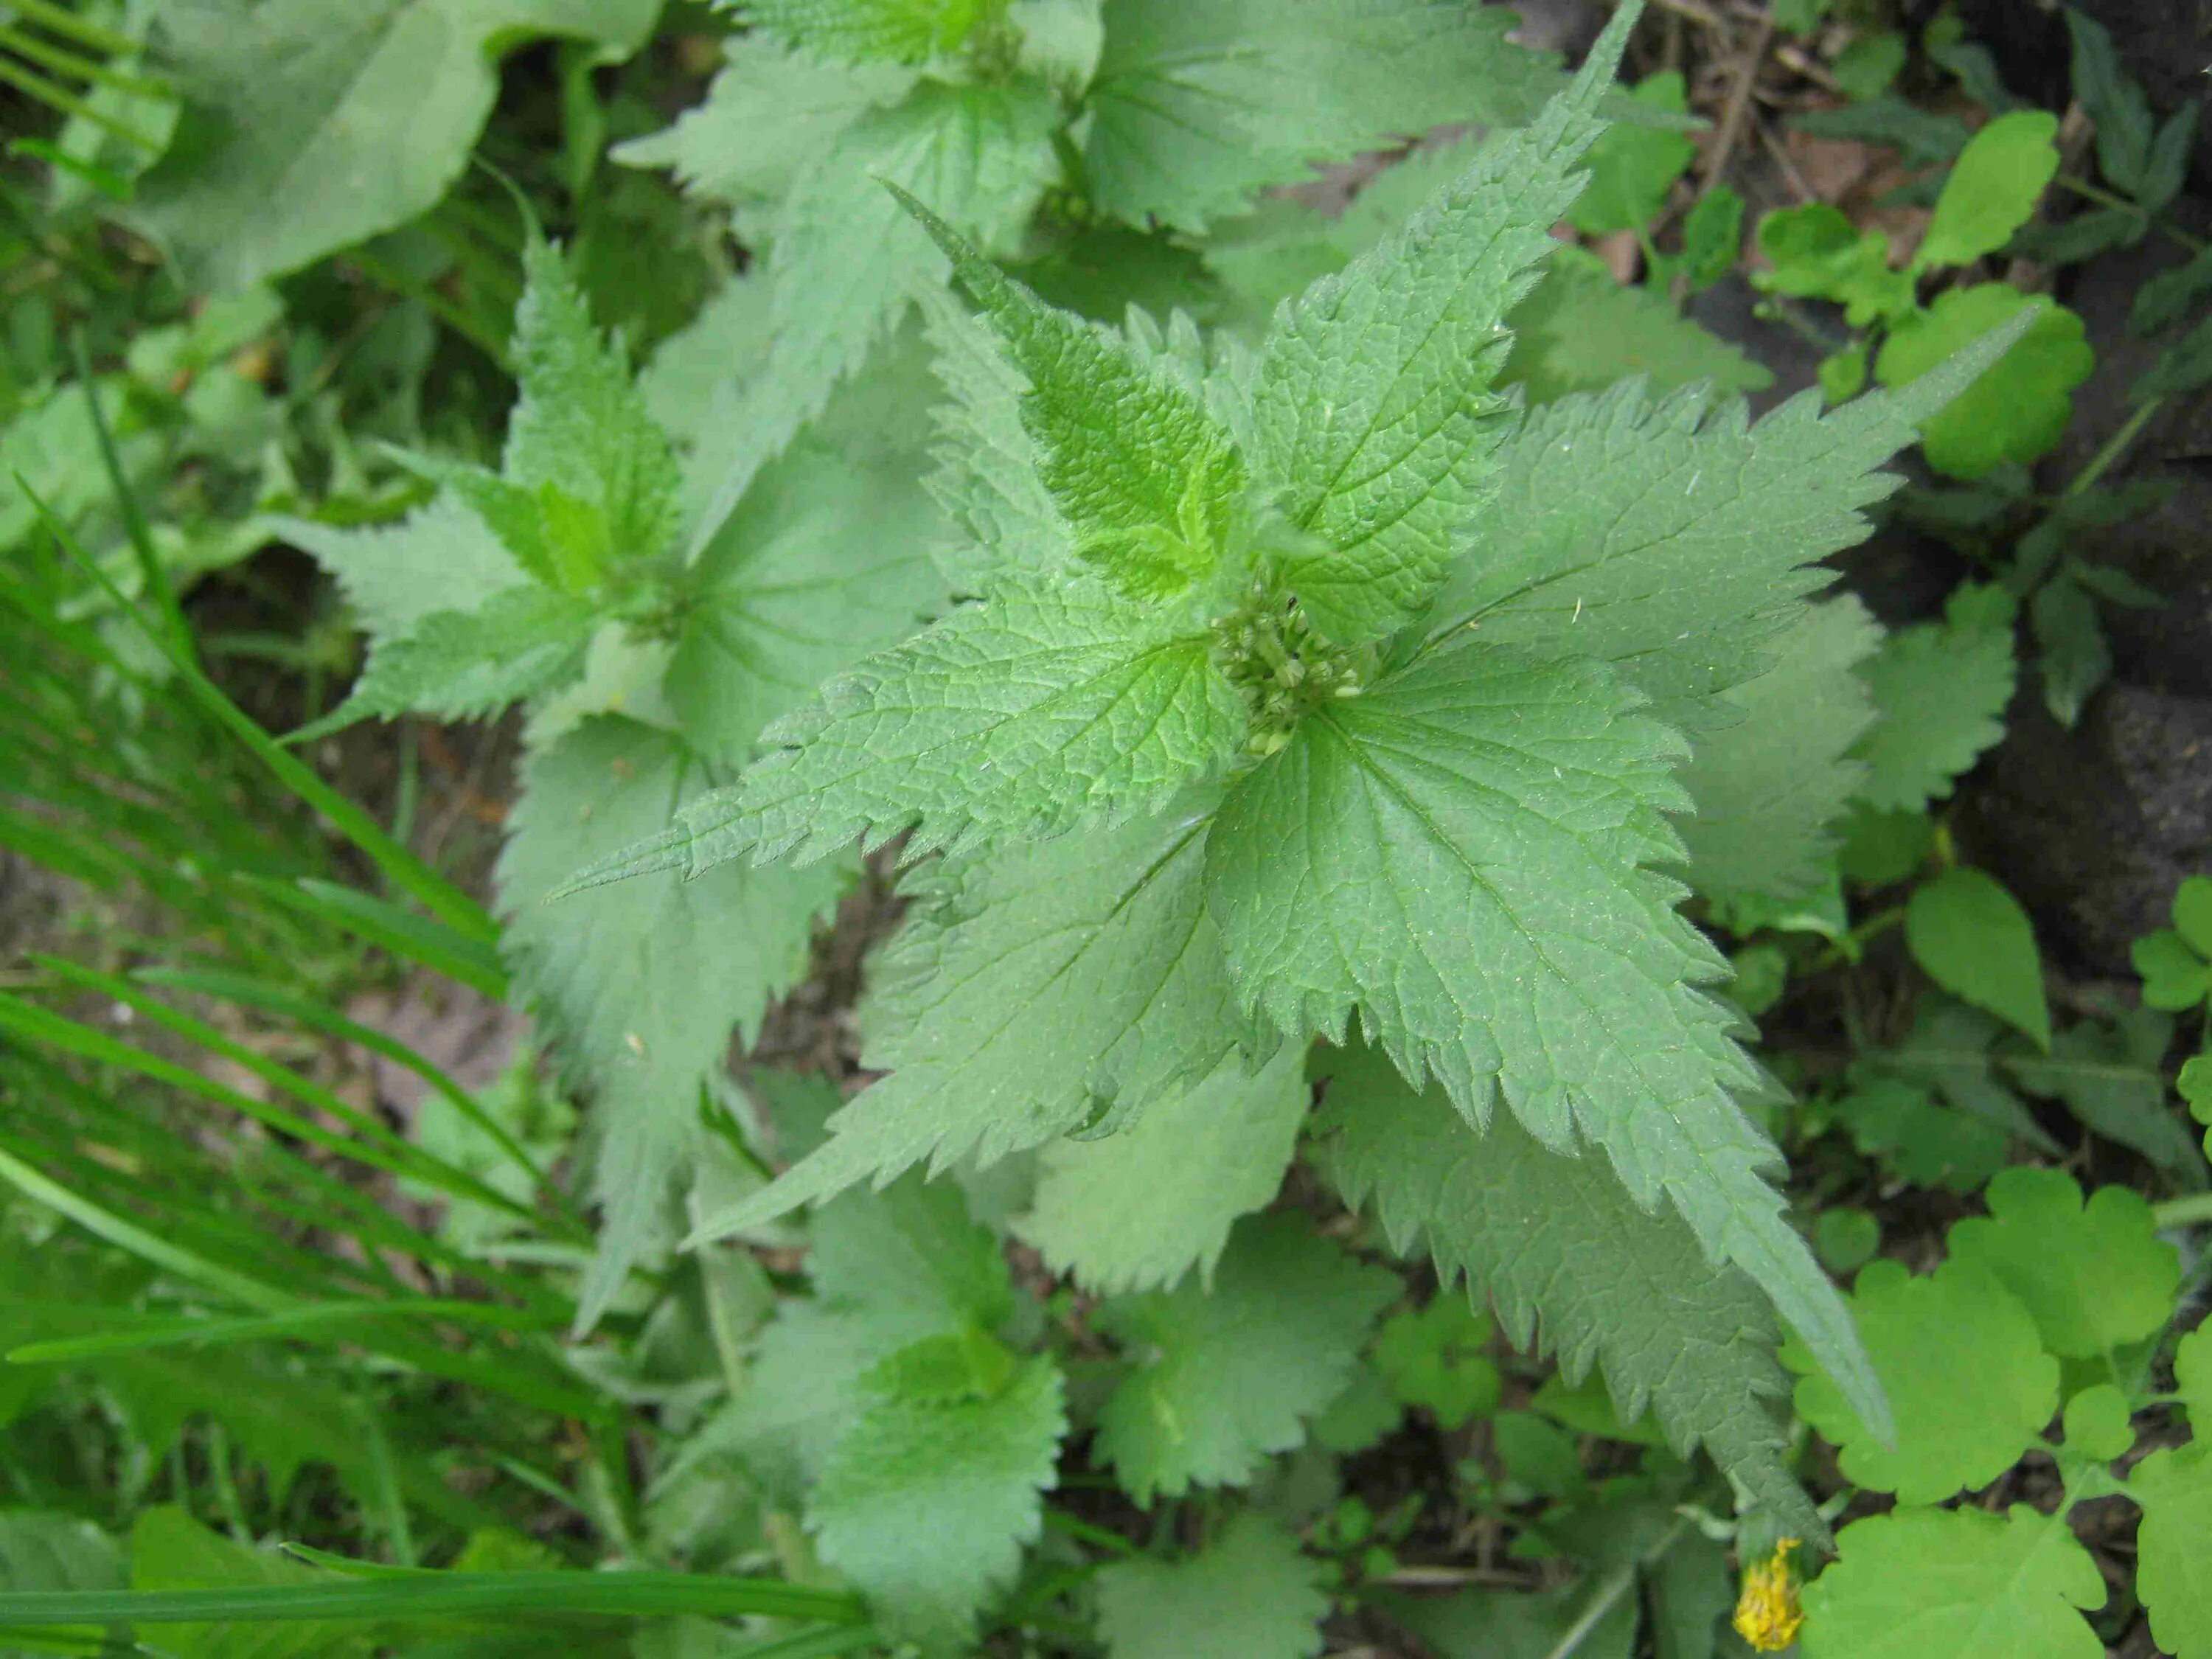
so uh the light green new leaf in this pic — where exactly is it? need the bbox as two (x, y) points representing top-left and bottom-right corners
(1083, 0), (1558, 235)
(1874, 287), (2093, 480)
(2131, 1445), (2212, 1659)
(597, 576), (1242, 881)
(2177, 1323), (2212, 1430)
(1208, 635), (1883, 1442)
(1944, 1166), (2180, 1360)
(1093, 1214), (1397, 1502)
(1801, 1506), (2105, 1659)
(499, 717), (844, 1329)
(1568, 72), (1695, 234)
(901, 189), (1245, 598)
(1249, 10), (1627, 644)
(1018, 1046), (1307, 1295)
(1316, 1043), (1823, 1538)
(688, 800), (1247, 1237)
(1677, 597), (1880, 910)
(299, 587), (598, 739)
(810, 1354), (1065, 1651)
(1905, 866), (2051, 1051)
(1437, 309), (2031, 731)
(135, 0), (660, 291)
(504, 239), (684, 568)
(1916, 111), (2061, 271)
(1851, 583), (2017, 811)
(739, 0), (988, 64)
(1753, 204), (1915, 327)
(1096, 1514), (1328, 1659)
(1784, 1258), (2056, 1506)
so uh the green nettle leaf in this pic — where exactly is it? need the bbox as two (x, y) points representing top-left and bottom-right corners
(688, 802), (1248, 1237)
(276, 499), (529, 656)
(1675, 597), (1880, 910)
(1018, 1046), (1309, 1295)
(1082, 0), (1559, 235)
(1095, 1514), (1329, 1659)
(1784, 1258), (2057, 1506)
(135, 0), (660, 291)
(1874, 287), (2094, 479)
(1499, 254), (1771, 407)
(1914, 110), (2061, 271)
(499, 717), (844, 1329)
(1093, 1214), (1397, 1501)
(1943, 1167), (2180, 1360)
(1850, 583), (2017, 812)
(1905, 866), (2053, 1051)
(1801, 1506), (2106, 1659)
(738, 0), (992, 65)
(2130, 1445), (2212, 1659)
(1316, 1043), (1823, 1539)
(810, 1353), (1066, 1651)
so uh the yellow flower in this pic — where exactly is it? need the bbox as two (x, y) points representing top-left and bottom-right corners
(1733, 1537), (1805, 1652)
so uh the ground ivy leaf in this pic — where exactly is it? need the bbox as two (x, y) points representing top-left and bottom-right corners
(1905, 866), (2053, 1051)
(498, 717), (844, 1331)
(1801, 1506), (2104, 1659)
(1567, 72), (1695, 235)
(1093, 1214), (1397, 1503)
(1082, 0), (1559, 236)
(1784, 1258), (2056, 1506)
(2130, 1444), (2212, 1659)
(809, 1353), (1065, 1652)
(1206, 635), (1885, 1442)
(1017, 1046), (1308, 1295)
(688, 799), (1246, 1237)
(1095, 1513), (1329, 1659)
(618, 575), (1242, 879)
(1676, 597), (1880, 911)
(1436, 309), (2031, 731)
(134, 0), (659, 290)
(1248, 8), (1627, 644)
(1315, 1041), (1823, 1539)
(1849, 582), (2017, 811)
(1943, 1166), (2180, 1360)
(900, 189), (1245, 600)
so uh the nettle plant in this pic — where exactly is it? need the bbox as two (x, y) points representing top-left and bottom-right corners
(570, 0), (2021, 1554)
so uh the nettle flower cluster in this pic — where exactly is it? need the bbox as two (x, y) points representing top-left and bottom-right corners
(572, 0), (2017, 1553)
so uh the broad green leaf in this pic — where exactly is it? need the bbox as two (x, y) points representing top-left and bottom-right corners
(1677, 597), (1880, 910)
(1568, 72), (1695, 234)
(1784, 1259), (2056, 1506)
(1874, 287), (2093, 479)
(129, 1507), (372, 1659)
(599, 576), (1242, 880)
(691, 76), (1060, 546)
(2136, 928), (2212, 1010)
(901, 190), (1245, 599)
(2131, 1445), (2212, 1659)
(1018, 1046), (1307, 1295)
(666, 437), (948, 766)
(1093, 1214), (1397, 1501)
(1850, 582), (2017, 811)
(2177, 875), (2212, 955)
(1249, 13), (1627, 644)
(1801, 1506), (2104, 1659)
(1944, 1167), (2180, 1360)
(1369, 1295), (1500, 1430)
(0, 1509), (121, 1653)
(278, 499), (528, 653)
(1316, 1043), (1823, 1538)
(499, 717), (843, 1329)
(1082, 0), (1558, 235)
(688, 800), (1247, 1237)
(2178, 1323), (2212, 1431)
(1208, 636), (1884, 1444)
(810, 1354), (1065, 1651)
(1436, 312), (2031, 731)
(297, 587), (597, 737)
(1500, 254), (1771, 407)
(2004, 1009), (2204, 1175)
(1905, 866), (2051, 1051)
(504, 239), (684, 569)
(1753, 204), (1913, 327)
(1095, 1514), (1328, 1659)
(1833, 1074), (2006, 1193)
(135, 0), (660, 290)
(739, 0), (991, 64)
(1915, 111), (2061, 271)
